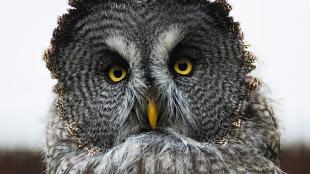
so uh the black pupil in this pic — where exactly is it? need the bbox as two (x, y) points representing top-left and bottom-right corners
(178, 62), (188, 71)
(113, 68), (123, 78)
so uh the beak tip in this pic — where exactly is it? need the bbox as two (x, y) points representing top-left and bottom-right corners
(148, 114), (157, 129)
(150, 122), (157, 130)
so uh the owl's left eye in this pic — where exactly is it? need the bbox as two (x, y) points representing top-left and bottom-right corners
(108, 65), (127, 83)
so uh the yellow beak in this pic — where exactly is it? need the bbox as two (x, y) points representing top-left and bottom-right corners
(147, 98), (158, 129)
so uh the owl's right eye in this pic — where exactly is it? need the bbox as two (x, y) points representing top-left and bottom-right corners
(173, 58), (193, 76)
(108, 65), (127, 83)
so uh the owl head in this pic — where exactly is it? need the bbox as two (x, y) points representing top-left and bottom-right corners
(45, 0), (256, 151)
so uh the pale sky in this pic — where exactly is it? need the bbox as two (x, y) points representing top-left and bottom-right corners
(0, 0), (309, 150)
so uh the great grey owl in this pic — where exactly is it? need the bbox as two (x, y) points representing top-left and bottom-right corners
(43, 0), (283, 173)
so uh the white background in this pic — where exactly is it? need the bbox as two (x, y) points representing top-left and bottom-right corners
(0, 0), (309, 150)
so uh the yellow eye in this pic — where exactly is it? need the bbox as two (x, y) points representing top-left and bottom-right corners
(173, 59), (193, 75)
(108, 65), (127, 83)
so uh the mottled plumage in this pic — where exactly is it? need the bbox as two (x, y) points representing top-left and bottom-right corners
(43, 0), (283, 173)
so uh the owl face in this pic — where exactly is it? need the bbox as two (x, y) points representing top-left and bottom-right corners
(47, 0), (248, 149)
